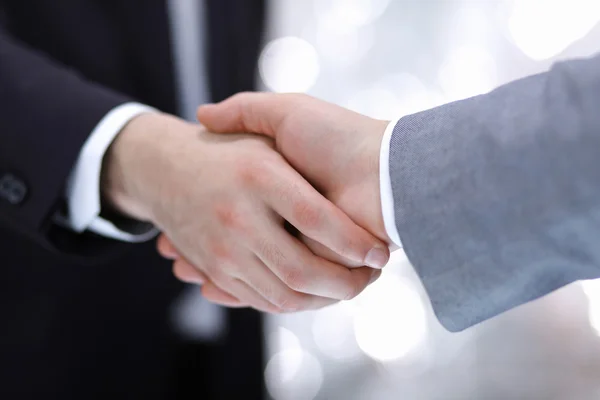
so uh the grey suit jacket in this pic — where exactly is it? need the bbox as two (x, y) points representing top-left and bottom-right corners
(390, 53), (600, 332)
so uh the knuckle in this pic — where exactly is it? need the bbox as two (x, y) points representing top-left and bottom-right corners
(281, 266), (306, 292)
(343, 277), (366, 301)
(214, 203), (247, 234)
(241, 96), (256, 121)
(337, 235), (357, 261)
(236, 157), (268, 188)
(202, 262), (221, 279)
(273, 292), (306, 312)
(232, 91), (252, 101)
(293, 201), (322, 229)
(258, 237), (286, 268)
(207, 240), (232, 261)
(203, 259), (233, 283)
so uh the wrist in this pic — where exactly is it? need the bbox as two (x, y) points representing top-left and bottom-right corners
(333, 118), (389, 243)
(101, 112), (191, 222)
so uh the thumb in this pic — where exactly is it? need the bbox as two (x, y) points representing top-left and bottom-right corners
(197, 92), (294, 138)
(300, 234), (383, 287)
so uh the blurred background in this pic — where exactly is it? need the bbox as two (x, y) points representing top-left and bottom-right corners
(257, 1), (600, 399)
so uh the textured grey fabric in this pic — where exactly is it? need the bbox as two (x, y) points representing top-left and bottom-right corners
(390, 53), (600, 332)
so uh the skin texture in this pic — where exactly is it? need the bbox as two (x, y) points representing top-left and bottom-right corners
(102, 111), (388, 313)
(158, 93), (392, 310)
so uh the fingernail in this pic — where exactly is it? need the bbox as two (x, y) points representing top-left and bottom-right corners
(365, 247), (389, 269)
(369, 269), (382, 285)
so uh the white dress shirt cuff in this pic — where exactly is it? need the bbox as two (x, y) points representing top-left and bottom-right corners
(65, 102), (159, 243)
(379, 118), (403, 248)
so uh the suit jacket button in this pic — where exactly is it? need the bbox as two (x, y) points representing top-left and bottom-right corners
(0, 173), (28, 205)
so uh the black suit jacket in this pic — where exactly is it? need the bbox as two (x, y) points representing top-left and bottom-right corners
(0, 1), (266, 399)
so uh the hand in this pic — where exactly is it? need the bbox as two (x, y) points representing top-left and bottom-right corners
(102, 112), (388, 313)
(158, 93), (393, 307)
(196, 92), (390, 244)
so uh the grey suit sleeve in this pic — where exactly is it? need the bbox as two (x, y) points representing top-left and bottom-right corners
(390, 53), (600, 332)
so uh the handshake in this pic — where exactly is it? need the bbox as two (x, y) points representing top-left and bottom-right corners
(104, 93), (393, 314)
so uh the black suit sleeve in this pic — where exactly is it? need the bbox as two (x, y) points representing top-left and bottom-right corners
(0, 25), (135, 256)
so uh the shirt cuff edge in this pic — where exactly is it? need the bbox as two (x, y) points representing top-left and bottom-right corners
(379, 118), (403, 248)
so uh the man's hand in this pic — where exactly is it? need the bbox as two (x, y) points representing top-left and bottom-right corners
(102, 112), (388, 313)
(196, 92), (390, 244)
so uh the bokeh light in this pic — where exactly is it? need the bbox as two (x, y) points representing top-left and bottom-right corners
(346, 73), (441, 120)
(259, 36), (320, 93)
(445, 4), (495, 47)
(377, 73), (444, 116)
(311, 303), (361, 360)
(263, 1), (600, 398)
(438, 45), (498, 101)
(353, 273), (428, 362)
(314, 0), (391, 33)
(265, 327), (324, 400)
(271, 326), (302, 352)
(508, 0), (600, 61)
(345, 85), (399, 120)
(315, 24), (375, 68)
(265, 349), (324, 400)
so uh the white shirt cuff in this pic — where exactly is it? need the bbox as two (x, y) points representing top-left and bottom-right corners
(64, 102), (159, 243)
(379, 118), (403, 248)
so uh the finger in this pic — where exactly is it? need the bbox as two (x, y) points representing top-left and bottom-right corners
(172, 259), (248, 307)
(197, 92), (288, 137)
(172, 258), (207, 285)
(157, 233), (180, 259)
(300, 235), (381, 289)
(163, 236), (280, 311)
(299, 234), (353, 266)
(236, 255), (338, 312)
(200, 94), (390, 268)
(251, 222), (375, 300)
(196, 258), (281, 313)
(172, 258), (265, 309)
(201, 282), (247, 308)
(219, 278), (281, 314)
(261, 163), (389, 269)
(300, 235), (382, 291)
(369, 269), (382, 285)
(171, 259), (249, 307)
